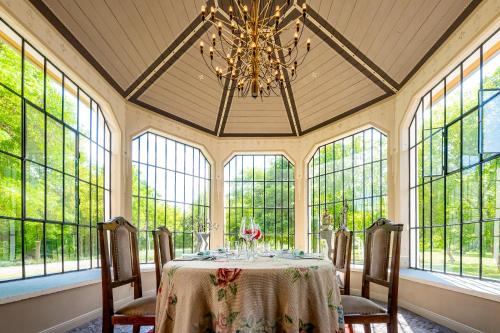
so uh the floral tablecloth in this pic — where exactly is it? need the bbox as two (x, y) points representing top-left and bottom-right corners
(155, 257), (344, 332)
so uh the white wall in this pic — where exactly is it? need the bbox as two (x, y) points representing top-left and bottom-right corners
(0, 0), (499, 332)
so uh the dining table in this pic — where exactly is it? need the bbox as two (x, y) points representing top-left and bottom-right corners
(155, 255), (345, 332)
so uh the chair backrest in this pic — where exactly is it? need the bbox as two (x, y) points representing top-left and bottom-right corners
(152, 227), (174, 290)
(98, 217), (143, 316)
(332, 227), (353, 294)
(361, 218), (403, 314)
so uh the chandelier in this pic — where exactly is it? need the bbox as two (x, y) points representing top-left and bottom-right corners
(199, 0), (311, 98)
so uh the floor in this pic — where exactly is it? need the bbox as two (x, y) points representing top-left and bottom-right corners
(67, 306), (456, 333)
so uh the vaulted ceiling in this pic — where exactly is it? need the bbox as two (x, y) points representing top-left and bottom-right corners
(30, 0), (480, 136)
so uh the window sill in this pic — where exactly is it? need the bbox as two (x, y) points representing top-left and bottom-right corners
(351, 265), (500, 303)
(0, 264), (156, 305)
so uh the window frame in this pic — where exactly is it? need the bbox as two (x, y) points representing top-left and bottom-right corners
(0, 18), (112, 282)
(131, 131), (212, 260)
(408, 29), (500, 281)
(223, 154), (295, 250)
(307, 127), (388, 263)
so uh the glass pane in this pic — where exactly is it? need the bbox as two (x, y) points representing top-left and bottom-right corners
(26, 104), (45, 164)
(46, 170), (63, 222)
(63, 224), (77, 272)
(432, 227), (444, 272)
(65, 127), (76, 176)
(79, 226), (91, 270)
(462, 111), (479, 167)
(65, 175), (76, 223)
(24, 44), (44, 108)
(46, 223), (62, 274)
(463, 166), (480, 223)
(0, 85), (22, 156)
(481, 90), (500, 153)
(46, 62), (63, 119)
(0, 20), (22, 93)
(79, 91), (91, 137)
(0, 219), (22, 281)
(47, 117), (63, 171)
(462, 223), (480, 277)
(445, 224), (461, 274)
(24, 221), (44, 277)
(463, 50), (481, 112)
(447, 121), (461, 172)
(0, 153), (22, 218)
(26, 161), (45, 220)
(431, 81), (445, 129)
(482, 221), (500, 280)
(446, 67), (462, 123)
(63, 78), (77, 128)
(482, 31), (499, 89)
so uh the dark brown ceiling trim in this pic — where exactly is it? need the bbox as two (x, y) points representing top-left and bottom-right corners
(220, 132), (296, 137)
(130, 22), (211, 100)
(214, 77), (232, 134)
(279, 82), (297, 136)
(218, 79), (237, 136)
(275, 36), (299, 136)
(306, 7), (399, 92)
(305, 19), (395, 95)
(399, 0), (483, 88)
(301, 92), (393, 135)
(124, 0), (214, 97)
(131, 98), (216, 135)
(29, 0), (126, 96)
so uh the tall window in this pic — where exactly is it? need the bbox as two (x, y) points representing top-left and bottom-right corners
(224, 154), (295, 249)
(0, 19), (112, 281)
(131, 132), (211, 260)
(308, 128), (388, 263)
(409, 30), (499, 281)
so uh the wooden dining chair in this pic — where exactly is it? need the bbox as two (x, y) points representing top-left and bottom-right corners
(152, 226), (174, 291)
(332, 226), (353, 295)
(342, 218), (403, 333)
(98, 217), (156, 333)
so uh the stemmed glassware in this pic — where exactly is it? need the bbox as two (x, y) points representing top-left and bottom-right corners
(239, 217), (258, 260)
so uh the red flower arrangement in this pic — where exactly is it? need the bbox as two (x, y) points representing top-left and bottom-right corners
(244, 228), (263, 240)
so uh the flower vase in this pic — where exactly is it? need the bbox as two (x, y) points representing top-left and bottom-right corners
(196, 232), (210, 252)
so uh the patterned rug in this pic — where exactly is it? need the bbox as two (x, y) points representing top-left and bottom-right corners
(67, 305), (456, 333)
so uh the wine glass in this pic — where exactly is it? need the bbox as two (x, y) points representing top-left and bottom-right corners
(240, 218), (257, 259)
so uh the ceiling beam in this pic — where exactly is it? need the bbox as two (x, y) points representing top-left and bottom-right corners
(127, 0), (215, 100)
(28, 0), (126, 97)
(300, 4), (399, 94)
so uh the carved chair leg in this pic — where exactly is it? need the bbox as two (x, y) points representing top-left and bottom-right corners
(363, 324), (372, 333)
(345, 324), (354, 333)
(387, 322), (398, 333)
(133, 324), (140, 333)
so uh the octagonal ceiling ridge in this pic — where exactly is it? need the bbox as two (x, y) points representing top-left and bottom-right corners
(30, 0), (481, 137)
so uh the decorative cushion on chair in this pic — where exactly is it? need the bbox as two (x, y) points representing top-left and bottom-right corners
(115, 295), (156, 316)
(341, 295), (386, 315)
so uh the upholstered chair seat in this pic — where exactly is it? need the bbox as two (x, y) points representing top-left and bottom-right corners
(115, 295), (156, 317)
(341, 295), (386, 315)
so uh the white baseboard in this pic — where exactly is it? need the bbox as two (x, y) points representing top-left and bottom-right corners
(39, 289), (156, 333)
(350, 288), (483, 333)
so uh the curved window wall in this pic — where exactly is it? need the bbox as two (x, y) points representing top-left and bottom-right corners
(0, 19), (112, 281)
(224, 154), (295, 249)
(409, 30), (499, 280)
(131, 132), (211, 260)
(308, 128), (388, 263)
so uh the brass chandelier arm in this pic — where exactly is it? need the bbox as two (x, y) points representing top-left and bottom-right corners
(199, 0), (310, 98)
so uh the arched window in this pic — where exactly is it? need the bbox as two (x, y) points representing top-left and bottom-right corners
(0, 19), (112, 281)
(131, 132), (211, 260)
(409, 30), (499, 280)
(308, 128), (388, 263)
(224, 154), (295, 249)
